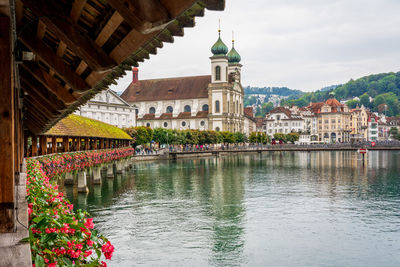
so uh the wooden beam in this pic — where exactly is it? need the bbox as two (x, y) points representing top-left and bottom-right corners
(160, 0), (195, 18)
(51, 136), (57, 153)
(20, 73), (65, 113)
(95, 11), (124, 47)
(21, 0), (116, 71)
(70, 0), (87, 23)
(21, 62), (77, 104)
(107, 0), (170, 34)
(24, 96), (56, 122)
(31, 135), (38, 157)
(0, 16), (15, 232)
(63, 136), (69, 152)
(39, 135), (47, 155)
(19, 25), (91, 93)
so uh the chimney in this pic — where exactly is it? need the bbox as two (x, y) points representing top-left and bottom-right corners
(132, 67), (139, 83)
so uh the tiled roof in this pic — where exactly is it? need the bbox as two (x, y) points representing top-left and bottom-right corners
(244, 107), (254, 118)
(159, 113), (173, 119)
(269, 107), (292, 118)
(195, 111), (209, 118)
(44, 114), (132, 140)
(121, 75), (211, 102)
(142, 113), (156, 120)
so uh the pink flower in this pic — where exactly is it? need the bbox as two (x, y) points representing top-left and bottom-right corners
(84, 218), (94, 230)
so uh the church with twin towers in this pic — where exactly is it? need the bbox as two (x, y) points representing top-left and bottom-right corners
(120, 27), (257, 134)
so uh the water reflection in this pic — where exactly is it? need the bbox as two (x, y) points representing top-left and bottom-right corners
(66, 151), (400, 266)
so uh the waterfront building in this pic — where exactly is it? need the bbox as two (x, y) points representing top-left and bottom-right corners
(121, 30), (252, 133)
(367, 113), (379, 141)
(349, 105), (368, 141)
(308, 96), (351, 143)
(74, 89), (136, 129)
(263, 107), (304, 137)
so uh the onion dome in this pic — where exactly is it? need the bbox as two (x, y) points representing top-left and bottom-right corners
(211, 31), (228, 56)
(227, 40), (241, 63)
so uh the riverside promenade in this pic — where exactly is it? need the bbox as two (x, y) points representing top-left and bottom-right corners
(132, 141), (400, 161)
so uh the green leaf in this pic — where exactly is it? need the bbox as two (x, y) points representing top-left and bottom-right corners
(19, 237), (30, 243)
(32, 216), (44, 223)
(62, 257), (73, 267)
(35, 254), (45, 267)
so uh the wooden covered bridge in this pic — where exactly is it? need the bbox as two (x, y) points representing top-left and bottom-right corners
(26, 114), (132, 156)
(0, 0), (225, 254)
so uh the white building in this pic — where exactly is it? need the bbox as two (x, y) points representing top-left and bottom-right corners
(120, 30), (254, 134)
(263, 107), (305, 137)
(74, 89), (136, 128)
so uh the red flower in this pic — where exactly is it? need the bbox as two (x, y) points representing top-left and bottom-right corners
(101, 241), (114, 260)
(101, 261), (107, 267)
(84, 218), (94, 230)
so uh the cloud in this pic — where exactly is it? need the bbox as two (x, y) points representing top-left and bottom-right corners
(110, 0), (400, 93)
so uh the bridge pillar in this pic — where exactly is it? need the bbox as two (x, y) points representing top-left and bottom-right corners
(93, 166), (102, 185)
(107, 164), (114, 178)
(64, 172), (74, 185)
(86, 167), (93, 179)
(77, 171), (89, 193)
(124, 159), (130, 170)
(116, 161), (123, 174)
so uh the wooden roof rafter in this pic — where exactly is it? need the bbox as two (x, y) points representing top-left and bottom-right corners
(15, 0), (225, 134)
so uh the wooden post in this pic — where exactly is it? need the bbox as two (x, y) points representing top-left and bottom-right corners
(0, 16), (15, 232)
(100, 138), (104, 149)
(24, 134), (28, 157)
(76, 137), (81, 151)
(39, 135), (47, 155)
(106, 139), (110, 149)
(63, 136), (70, 152)
(51, 136), (57, 153)
(31, 135), (38, 156)
(85, 137), (89, 150)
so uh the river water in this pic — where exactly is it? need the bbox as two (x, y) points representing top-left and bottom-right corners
(66, 151), (400, 266)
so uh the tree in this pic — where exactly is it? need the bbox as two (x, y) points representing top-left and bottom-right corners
(346, 99), (360, 109)
(219, 131), (236, 144)
(233, 132), (246, 143)
(360, 93), (370, 108)
(286, 132), (299, 144)
(274, 133), (286, 142)
(124, 126), (153, 146)
(249, 132), (257, 143)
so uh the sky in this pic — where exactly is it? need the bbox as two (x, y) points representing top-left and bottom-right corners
(110, 0), (400, 93)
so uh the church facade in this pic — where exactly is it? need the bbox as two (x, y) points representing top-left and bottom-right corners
(74, 89), (136, 129)
(121, 31), (255, 134)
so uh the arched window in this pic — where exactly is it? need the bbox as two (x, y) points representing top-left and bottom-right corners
(166, 106), (173, 113)
(146, 122), (150, 127)
(184, 105), (191, 113)
(215, 100), (220, 113)
(182, 121), (186, 127)
(163, 122), (168, 127)
(215, 66), (221, 81)
(202, 104), (209, 111)
(227, 101), (230, 113)
(236, 100), (239, 113)
(215, 127), (220, 132)
(200, 121), (205, 126)
(149, 107), (155, 114)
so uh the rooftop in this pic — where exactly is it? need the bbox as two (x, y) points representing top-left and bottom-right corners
(44, 114), (132, 140)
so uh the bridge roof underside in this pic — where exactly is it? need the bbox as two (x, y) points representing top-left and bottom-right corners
(17, 0), (225, 135)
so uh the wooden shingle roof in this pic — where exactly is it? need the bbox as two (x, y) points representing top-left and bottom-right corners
(45, 114), (132, 140)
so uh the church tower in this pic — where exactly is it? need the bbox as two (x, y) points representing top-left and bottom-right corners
(208, 25), (245, 133)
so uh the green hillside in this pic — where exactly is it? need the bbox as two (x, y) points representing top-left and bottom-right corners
(281, 72), (400, 117)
